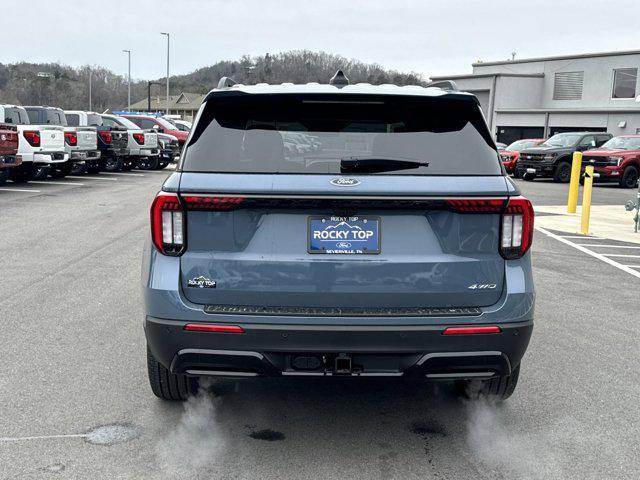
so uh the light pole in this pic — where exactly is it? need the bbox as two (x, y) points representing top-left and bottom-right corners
(89, 69), (92, 111)
(160, 32), (170, 115)
(122, 49), (131, 110)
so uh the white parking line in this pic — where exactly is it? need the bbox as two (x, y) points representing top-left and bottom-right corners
(101, 172), (145, 177)
(0, 433), (87, 442)
(559, 235), (604, 240)
(600, 254), (640, 258)
(29, 181), (85, 186)
(68, 175), (117, 181)
(623, 265), (640, 268)
(537, 227), (640, 280)
(0, 187), (41, 193)
(577, 244), (640, 249)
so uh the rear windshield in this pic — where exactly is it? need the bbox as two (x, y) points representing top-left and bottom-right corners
(3, 107), (29, 124)
(181, 93), (501, 175)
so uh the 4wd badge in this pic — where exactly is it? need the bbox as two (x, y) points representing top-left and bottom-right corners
(187, 276), (216, 288)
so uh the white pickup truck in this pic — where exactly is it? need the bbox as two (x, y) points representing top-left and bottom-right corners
(25, 106), (100, 178)
(99, 114), (160, 170)
(0, 104), (67, 182)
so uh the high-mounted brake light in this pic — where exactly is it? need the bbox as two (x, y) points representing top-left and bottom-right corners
(133, 133), (145, 145)
(443, 326), (501, 335)
(150, 192), (184, 255)
(500, 196), (534, 259)
(64, 131), (77, 146)
(184, 324), (245, 333)
(23, 130), (40, 147)
(98, 130), (112, 144)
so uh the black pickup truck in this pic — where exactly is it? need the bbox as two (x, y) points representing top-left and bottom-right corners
(516, 132), (612, 182)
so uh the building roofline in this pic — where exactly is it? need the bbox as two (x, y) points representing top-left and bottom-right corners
(429, 73), (544, 81)
(472, 49), (640, 67)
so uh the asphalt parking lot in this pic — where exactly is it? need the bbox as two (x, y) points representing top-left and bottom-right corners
(1, 172), (639, 479)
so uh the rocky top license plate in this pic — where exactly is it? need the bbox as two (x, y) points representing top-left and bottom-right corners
(308, 216), (380, 254)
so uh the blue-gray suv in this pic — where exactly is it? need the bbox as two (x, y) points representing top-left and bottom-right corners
(142, 73), (535, 401)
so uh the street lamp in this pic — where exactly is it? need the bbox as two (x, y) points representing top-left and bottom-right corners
(122, 49), (131, 110)
(160, 32), (170, 115)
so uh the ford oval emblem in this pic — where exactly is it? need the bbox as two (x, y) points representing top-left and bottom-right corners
(330, 178), (361, 187)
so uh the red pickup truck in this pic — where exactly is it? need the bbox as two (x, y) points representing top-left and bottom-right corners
(499, 138), (545, 176)
(0, 123), (20, 185)
(582, 135), (640, 188)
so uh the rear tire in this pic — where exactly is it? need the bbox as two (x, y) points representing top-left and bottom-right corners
(138, 156), (159, 170)
(522, 172), (535, 181)
(50, 161), (73, 179)
(513, 167), (523, 179)
(553, 161), (571, 183)
(104, 156), (122, 172)
(147, 347), (198, 401)
(71, 162), (88, 175)
(0, 170), (8, 185)
(87, 159), (106, 173)
(619, 166), (639, 189)
(455, 365), (520, 401)
(9, 163), (35, 183)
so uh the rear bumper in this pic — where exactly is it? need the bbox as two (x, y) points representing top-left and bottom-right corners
(0, 154), (21, 169)
(145, 316), (532, 379)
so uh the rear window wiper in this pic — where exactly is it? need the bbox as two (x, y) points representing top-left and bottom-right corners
(340, 156), (429, 174)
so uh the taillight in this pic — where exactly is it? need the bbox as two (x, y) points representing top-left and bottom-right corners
(98, 131), (112, 144)
(64, 131), (77, 146)
(150, 193), (246, 256)
(133, 133), (145, 145)
(23, 130), (40, 147)
(445, 198), (505, 213)
(500, 196), (534, 259)
(184, 324), (245, 333)
(151, 192), (184, 255)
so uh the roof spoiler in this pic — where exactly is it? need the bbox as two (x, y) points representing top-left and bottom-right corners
(217, 77), (237, 89)
(425, 80), (459, 91)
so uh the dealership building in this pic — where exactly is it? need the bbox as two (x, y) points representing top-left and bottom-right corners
(430, 49), (640, 144)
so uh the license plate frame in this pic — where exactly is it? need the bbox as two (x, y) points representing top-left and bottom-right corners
(307, 215), (381, 255)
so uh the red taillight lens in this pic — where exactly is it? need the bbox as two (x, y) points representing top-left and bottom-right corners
(443, 326), (501, 335)
(64, 131), (77, 146)
(133, 133), (145, 145)
(500, 196), (534, 259)
(181, 195), (245, 211)
(23, 130), (40, 147)
(150, 192), (184, 255)
(98, 131), (112, 144)
(445, 198), (505, 213)
(184, 324), (244, 333)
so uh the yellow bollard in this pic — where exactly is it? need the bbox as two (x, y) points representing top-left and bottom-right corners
(580, 166), (594, 235)
(567, 151), (582, 213)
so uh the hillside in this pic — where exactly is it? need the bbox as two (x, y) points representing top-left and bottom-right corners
(0, 51), (426, 112)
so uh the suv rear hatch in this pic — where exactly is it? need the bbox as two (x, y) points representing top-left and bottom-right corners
(170, 92), (513, 312)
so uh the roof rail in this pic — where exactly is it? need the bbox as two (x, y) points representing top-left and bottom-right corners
(426, 80), (459, 91)
(217, 77), (237, 89)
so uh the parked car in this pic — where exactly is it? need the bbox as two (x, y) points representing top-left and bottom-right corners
(157, 132), (180, 166)
(143, 76), (535, 402)
(100, 114), (161, 170)
(0, 123), (20, 185)
(170, 119), (191, 132)
(63, 111), (102, 174)
(120, 114), (189, 147)
(64, 111), (128, 172)
(499, 138), (545, 176)
(516, 132), (612, 182)
(0, 104), (67, 183)
(581, 135), (640, 188)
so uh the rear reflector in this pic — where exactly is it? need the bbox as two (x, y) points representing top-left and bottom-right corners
(442, 326), (501, 335)
(184, 324), (245, 333)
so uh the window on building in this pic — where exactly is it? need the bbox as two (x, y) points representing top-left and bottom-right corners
(553, 71), (584, 100)
(612, 68), (637, 99)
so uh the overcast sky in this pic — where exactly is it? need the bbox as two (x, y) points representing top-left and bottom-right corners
(5, 0), (639, 81)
